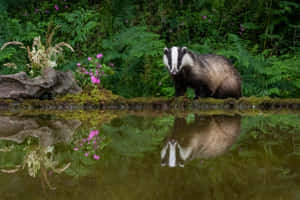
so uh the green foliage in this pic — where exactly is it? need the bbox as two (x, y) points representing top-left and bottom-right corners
(216, 34), (300, 97)
(0, 48), (16, 62)
(0, 48), (18, 75)
(55, 8), (100, 54)
(102, 26), (165, 97)
(186, 87), (196, 99)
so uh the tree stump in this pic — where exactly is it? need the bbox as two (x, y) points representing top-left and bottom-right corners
(0, 67), (82, 99)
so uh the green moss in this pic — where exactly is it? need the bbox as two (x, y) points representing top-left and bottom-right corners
(128, 96), (171, 103)
(57, 88), (125, 104)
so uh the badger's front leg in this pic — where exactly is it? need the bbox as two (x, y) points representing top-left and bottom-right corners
(174, 79), (187, 97)
(195, 84), (211, 98)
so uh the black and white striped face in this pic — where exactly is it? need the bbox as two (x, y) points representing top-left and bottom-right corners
(163, 46), (187, 76)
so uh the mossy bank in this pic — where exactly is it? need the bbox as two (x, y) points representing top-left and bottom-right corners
(0, 89), (299, 114)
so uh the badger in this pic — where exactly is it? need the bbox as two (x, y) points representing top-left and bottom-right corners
(161, 115), (241, 167)
(163, 46), (242, 98)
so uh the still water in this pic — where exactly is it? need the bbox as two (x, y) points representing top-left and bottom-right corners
(0, 112), (300, 200)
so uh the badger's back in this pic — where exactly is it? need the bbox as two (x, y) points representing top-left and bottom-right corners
(190, 53), (241, 97)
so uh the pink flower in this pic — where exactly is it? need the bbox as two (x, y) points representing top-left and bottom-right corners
(85, 71), (89, 74)
(82, 138), (87, 142)
(109, 63), (114, 67)
(93, 155), (100, 160)
(88, 130), (99, 140)
(88, 57), (92, 61)
(82, 67), (85, 71)
(203, 16), (207, 19)
(77, 63), (81, 66)
(89, 73), (93, 76)
(91, 76), (97, 84)
(96, 53), (103, 59)
(91, 76), (100, 84)
(74, 147), (79, 151)
(84, 153), (89, 157)
(80, 143), (83, 146)
(54, 4), (59, 10)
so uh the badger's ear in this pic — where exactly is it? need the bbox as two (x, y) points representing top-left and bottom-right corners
(182, 46), (187, 54)
(164, 47), (168, 54)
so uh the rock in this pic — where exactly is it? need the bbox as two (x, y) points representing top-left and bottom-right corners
(0, 67), (82, 99)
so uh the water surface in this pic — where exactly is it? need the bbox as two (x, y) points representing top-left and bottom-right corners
(0, 112), (300, 200)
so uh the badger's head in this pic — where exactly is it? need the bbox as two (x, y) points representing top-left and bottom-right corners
(163, 46), (188, 76)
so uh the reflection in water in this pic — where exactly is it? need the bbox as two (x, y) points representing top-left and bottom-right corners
(0, 115), (81, 189)
(1, 113), (300, 199)
(0, 116), (81, 146)
(161, 115), (241, 167)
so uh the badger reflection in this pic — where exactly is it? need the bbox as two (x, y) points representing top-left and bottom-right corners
(161, 115), (241, 167)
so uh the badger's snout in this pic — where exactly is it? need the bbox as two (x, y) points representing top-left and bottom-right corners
(170, 67), (178, 75)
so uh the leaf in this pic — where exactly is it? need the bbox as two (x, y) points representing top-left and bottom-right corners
(242, 22), (260, 30)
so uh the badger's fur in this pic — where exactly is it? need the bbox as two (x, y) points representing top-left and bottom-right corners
(161, 115), (241, 167)
(163, 46), (242, 98)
